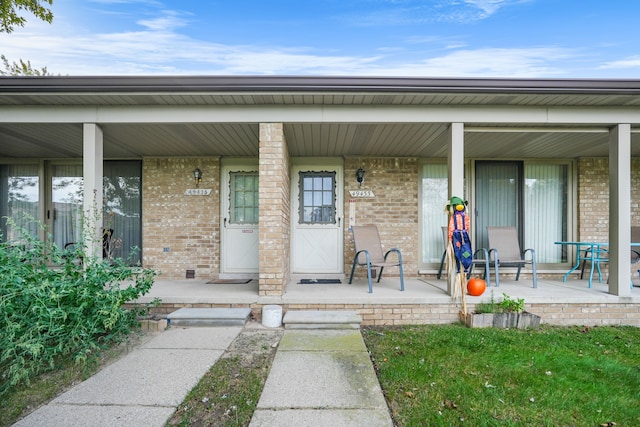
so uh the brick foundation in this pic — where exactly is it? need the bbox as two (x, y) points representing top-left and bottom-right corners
(130, 301), (640, 327)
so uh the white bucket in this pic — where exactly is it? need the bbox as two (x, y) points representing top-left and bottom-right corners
(262, 305), (283, 328)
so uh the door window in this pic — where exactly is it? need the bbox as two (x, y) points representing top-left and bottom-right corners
(298, 171), (336, 224)
(229, 172), (259, 224)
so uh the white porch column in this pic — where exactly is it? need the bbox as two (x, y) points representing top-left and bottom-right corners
(447, 122), (465, 295)
(608, 124), (631, 296)
(83, 123), (104, 259)
(448, 123), (465, 198)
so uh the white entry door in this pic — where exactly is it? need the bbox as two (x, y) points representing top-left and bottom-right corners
(220, 160), (259, 276)
(291, 161), (344, 274)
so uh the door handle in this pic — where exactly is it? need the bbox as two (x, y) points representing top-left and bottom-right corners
(224, 218), (227, 228)
(338, 217), (341, 227)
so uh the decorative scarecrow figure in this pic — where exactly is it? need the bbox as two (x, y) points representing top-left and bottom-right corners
(446, 196), (472, 314)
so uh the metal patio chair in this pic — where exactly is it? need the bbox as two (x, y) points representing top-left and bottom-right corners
(348, 225), (404, 293)
(487, 226), (537, 288)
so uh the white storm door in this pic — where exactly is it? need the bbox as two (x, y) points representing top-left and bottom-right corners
(291, 163), (343, 274)
(221, 163), (259, 274)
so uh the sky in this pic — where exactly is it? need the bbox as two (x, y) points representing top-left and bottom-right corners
(2, 0), (640, 78)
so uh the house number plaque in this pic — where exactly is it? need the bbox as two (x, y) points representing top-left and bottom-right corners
(349, 190), (375, 198)
(184, 188), (212, 196)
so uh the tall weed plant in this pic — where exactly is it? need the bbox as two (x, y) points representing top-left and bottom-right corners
(0, 216), (156, 397)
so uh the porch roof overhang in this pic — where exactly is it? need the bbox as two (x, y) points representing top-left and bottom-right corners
(1, 75), (640, 159)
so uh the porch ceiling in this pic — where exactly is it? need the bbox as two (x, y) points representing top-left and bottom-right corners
(2, 76), (640, 160)
(1, 122), (639, 159)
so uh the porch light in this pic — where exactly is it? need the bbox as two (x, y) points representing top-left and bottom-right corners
(193, 168), (202, 187)
(355, 167), (365, 186)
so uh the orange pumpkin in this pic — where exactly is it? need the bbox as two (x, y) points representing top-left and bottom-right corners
(467, 277), (486, 296)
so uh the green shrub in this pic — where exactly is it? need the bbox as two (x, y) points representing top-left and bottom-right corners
(474, 292), (525, 314)
(0, 219), (156, 397)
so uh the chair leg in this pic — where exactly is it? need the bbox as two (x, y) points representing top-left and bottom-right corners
(437, 250), (446, 279)
(348, 256), (358, 284)
(483, 258), (491, 287)
(377, 266), (384, 283)
(366, 263), (373, 293)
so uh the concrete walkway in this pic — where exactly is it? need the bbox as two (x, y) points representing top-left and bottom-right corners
(13, 324), (393, 427)
(12, 327), (243, 427)
(250, 329), (393, 427)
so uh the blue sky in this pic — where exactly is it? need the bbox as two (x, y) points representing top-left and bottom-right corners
(2, 0), (640, 77)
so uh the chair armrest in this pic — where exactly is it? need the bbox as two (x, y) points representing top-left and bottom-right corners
(383, 248), (403, 264)
(523, 248), (536, 262)
(488, 248), (499, 262)
(354, 249), (371, 265)
(473, 248), (489, 259)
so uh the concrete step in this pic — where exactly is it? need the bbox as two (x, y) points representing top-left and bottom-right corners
(167, 307), (251, 327)
(283, 310), (362, 329)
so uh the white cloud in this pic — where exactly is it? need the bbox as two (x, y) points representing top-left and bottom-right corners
(138, 10), (190, 31)
(599, 56), (640, 70)
(0, 20), (577, 77)
(404, 47), (574, 77)
(0, 2), (592, 78)
(464, 0), (529, 17)
(354, 0), (528, 26)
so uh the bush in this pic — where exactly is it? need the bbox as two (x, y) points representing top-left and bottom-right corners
(0, 220), (156, 397)
(474, 292), (525, 314)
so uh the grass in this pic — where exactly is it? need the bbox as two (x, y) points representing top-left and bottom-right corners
(5, 324), (639, 426)
(362, 324), (640, 426)
(166, 327), (283, 427)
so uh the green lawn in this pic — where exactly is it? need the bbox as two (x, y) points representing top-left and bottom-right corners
(362, 324), (640, 426)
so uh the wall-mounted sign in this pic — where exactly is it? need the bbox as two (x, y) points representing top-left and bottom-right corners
(185, 188), (212, 196)
(348, 190), (375, 198)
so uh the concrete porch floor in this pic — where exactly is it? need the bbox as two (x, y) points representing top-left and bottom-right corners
(134, 275), (640, 307)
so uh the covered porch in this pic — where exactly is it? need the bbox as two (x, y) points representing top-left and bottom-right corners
(3, 76), (640, 300)
(132, 275), (640, 327)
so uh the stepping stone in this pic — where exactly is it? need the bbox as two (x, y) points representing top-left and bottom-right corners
(167, 308), (251, 327)
(283, 310), (362, 329)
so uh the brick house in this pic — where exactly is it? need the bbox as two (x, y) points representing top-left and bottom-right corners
(1, 76), (639, 309)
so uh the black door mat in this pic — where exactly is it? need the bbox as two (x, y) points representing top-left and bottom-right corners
(206, 279), (252, 284)
(298, 279), (342, 284)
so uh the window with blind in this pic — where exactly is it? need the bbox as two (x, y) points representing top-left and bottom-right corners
(103, 160), (142, 264)
(420, 160), (570, 267)
(0, 164), (40, 242)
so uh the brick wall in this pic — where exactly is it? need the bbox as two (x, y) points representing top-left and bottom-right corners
(142, 157), (220, 280)
(138, 155), (640, 283)
(578, 158), (640, 239)
(344, 157), (419, 278)
(258, 123), (291, 295)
